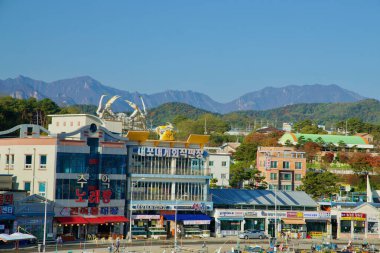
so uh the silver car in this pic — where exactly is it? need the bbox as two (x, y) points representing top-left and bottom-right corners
(238, 230), (267, 239)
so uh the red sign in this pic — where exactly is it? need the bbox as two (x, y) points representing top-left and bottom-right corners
(0, 194), (13, 205)
(75, 189), (112, 204)
(341, 213), (366, 220)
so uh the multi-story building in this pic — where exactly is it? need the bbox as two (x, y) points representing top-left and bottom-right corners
(205, 147), (231, 187)
(0, 114), (213, 240)
(256, 146), (306, 191)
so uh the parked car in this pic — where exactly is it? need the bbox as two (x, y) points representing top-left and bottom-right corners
(238, 230), (267, 239)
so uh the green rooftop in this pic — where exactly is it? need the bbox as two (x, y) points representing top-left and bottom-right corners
(279, 133), (369, 146)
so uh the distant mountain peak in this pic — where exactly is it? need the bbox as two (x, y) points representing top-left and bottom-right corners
(0, 76), (368, 113)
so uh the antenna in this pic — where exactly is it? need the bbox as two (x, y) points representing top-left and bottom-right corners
(204, 117), (208, 135)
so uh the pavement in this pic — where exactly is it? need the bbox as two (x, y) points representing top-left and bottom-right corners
(1, 237), (380, 253)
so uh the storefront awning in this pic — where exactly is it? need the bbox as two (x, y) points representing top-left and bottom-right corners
(56, 216), (129, 225)
(282, 218), (306, 225)
(163, 214), (211, 224)
(55, 217), (88, 225)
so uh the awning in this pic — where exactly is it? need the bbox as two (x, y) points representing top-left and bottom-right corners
(163, 214), (211, 224)
(57, 216), (129, 225)
(55, 217), (88, 225)
(85, 217), (104, 224)
(282, 218), (306, 225)
(218, 217), (244, 221)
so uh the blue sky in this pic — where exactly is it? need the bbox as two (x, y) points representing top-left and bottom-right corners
(0, 0), (379, 102)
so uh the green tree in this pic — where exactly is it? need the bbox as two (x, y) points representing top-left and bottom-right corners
(229, 161), (266, 189)
(299, 171), (339, 199)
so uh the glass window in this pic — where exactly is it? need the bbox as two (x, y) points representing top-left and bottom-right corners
(270, 161), (278, 168)
(39, 182), (46, 197)
(221, 173), (227, 179)
(221, 220), (241, 231)
(340, 220), (351, 233)
(295, 174), (302, 181)
(25, 155), (32, 169)
(280, 173), (292, 180)
(282, 185), (292, 191)
(209, 161), (214, 166)
(283, 161), (290, 169)
(40, 155), (47, 169)
(24, 181), (31, 191)
(222, 161), (227, 167)
(270, 173), (277, 180)
(368, 222), (379, 234)
(295, 162), (302, 169)
(354, 221), (365, 233)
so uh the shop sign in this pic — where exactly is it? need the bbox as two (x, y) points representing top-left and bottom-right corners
(183, 220), (211, 225)
(192, 203), (207, 211)
(303, 211), (330, 219)
(367, 216), (378, 222)
(135, 147), (204, 158)
(341, 212), (366, 221)
(0, 194), (13, 205)
(62, 206), (119, 216)
(0, 206), (13, 214)
(75, 189), (112, 204)
(287, 211), (303, 218)
(134, 204), (170, 210)
(244, 211), (258, 217)
(260, 211), (287, 217)
(132, 215), (160, 220)
(218, 211), (244, 217)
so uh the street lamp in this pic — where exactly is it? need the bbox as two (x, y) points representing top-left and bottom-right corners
(33, 176), (48, 253)
(128, 178), (145, 243)
(174, 193), (188, 252)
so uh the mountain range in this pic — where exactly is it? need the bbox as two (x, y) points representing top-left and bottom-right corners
(0, 75), (367, 113)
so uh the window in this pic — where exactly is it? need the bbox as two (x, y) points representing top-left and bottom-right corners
(221, 173), (227, 179)
(40, 155), (47, 169)
(354, 221), (365, 233)
(280, 173), (292, 181)
(270, 173), (277, 180)
(221, 161), (227, 167)
(340, 220), (351, 233)
(27, 127), (33, 136)
(38, 182), (46, 197)
(268, 184), (277, 190)
(209, 161), (214, 166)
(270, 161), (278, 168)
(24, 181), (31, 192)
(295, 174), (302, 181)
(6, 154), (15, 169)
(282, 185), (292, 191)
(283, 161), (290, 169)
(295, 162), (302, 169)
(25, 155), (32, 169)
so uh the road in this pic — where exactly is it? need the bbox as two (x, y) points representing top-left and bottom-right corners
(2, 237), (379, 253)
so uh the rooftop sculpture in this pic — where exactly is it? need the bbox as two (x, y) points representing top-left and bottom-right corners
(96, 95), (147, 131)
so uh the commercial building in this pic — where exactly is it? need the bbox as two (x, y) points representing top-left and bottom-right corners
(320, 202), (380, 239)
(256, 147), (306, 191)
(0, 114), (213, 240)
(210, 189), (326, 239)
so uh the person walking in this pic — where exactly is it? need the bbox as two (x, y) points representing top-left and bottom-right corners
(114, 237), (120, 253)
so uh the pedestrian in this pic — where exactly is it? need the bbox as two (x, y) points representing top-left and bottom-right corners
(114, 237), (120, 253)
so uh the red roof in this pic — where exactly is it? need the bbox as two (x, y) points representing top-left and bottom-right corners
(55, 216), (129, 225)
